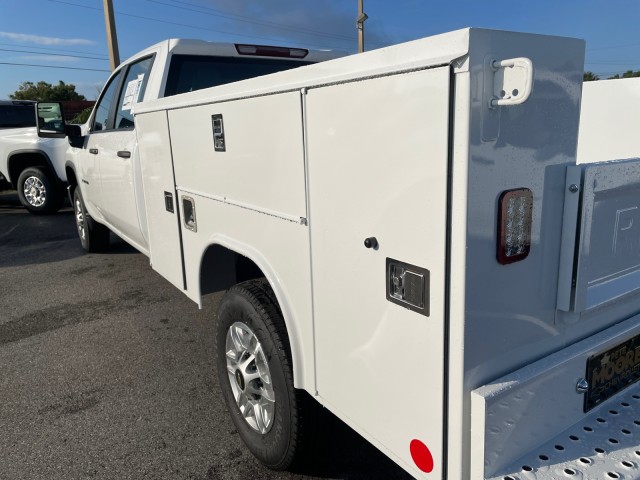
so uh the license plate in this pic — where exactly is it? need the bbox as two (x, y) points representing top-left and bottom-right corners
(585, 333), (640, 412)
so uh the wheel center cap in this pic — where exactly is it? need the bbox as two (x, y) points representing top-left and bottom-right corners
(235, 369), (245, 390)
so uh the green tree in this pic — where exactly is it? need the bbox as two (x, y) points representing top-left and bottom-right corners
(9, 80), (86, 101)
(608, 70), (640, 80)
(583, 71), (600, 82)
(70, 107), (92, 124)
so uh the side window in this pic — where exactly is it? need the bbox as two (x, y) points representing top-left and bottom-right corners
(114, 56), (154, 130)
(0, 104), (36, 128)
(164, 55), (311, 97)
(92, 70), (123, 132)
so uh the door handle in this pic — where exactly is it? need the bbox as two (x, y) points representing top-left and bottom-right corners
(117, 150), (131, 159)
(89, 148), (98, 154)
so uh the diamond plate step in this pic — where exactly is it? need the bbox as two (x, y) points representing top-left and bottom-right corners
(487, 383), (640, 480)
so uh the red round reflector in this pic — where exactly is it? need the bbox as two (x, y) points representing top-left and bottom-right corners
(410, 439), (434, 473)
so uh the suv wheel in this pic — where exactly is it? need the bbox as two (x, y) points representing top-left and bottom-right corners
(16, 167), (64, 214)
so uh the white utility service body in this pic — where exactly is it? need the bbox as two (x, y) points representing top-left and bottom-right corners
(577, 77), (640, 164)
(61, 27), (638, 478)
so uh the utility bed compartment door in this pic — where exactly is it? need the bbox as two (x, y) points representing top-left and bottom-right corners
(136, 110), (186, 293)
(558, 159), (640, 312)
(307, 66), (450, 478)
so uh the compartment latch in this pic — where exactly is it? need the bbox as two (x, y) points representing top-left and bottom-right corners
(386, 258), (430, 316)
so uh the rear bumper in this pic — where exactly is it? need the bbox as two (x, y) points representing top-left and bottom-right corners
(485, 382), (640, 479)
(471, 314), (640, 479)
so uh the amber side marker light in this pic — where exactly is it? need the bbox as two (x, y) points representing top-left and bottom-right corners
(497, 188), (533, 265)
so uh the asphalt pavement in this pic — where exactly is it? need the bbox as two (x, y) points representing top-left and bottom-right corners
(0, 190), (411, 480)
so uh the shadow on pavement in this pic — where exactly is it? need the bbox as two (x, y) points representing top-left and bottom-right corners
(291, 397), (414, 480)
(0, 190), (138, 268)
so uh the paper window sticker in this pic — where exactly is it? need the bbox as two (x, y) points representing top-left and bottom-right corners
(121, 77), (142, 111)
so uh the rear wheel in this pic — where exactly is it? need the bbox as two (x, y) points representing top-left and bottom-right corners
(17, 167), (64, 214)
(216, 279), (310, 470)
(73, 187), (109, 252)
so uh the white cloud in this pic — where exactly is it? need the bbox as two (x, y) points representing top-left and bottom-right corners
(0, 32), (94, 46)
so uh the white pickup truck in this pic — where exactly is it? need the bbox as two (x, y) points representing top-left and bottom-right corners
(0, 100), (69, 213)
(41, 29), (640, 479)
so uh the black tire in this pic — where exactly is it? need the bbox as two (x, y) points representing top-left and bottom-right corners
(216, 279), (311, 470)
(73, 187), (110, 252)
(16, 167), (64, 214)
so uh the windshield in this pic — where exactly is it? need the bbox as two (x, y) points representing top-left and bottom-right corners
(0, 104), (36, 129)
(164, 55), (312, 97)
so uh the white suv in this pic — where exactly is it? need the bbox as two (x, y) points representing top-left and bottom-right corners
(0, 100), (69, 213)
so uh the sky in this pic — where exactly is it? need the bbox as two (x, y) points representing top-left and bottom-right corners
(0, 0), (639, 100)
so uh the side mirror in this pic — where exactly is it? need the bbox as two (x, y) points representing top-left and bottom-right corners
(66, 124), (85, 149)
(36, 102), (66, 138)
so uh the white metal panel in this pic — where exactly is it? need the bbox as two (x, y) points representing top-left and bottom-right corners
(308, 66), (451, 478)
(577, 78), (640, 164)
(573, 159), (640, 312)
(177, 192), (315, 390)
(95, 129), (148, 250)
(446, 70), (472, 480)
(460, 29), (586, 400)
(136, 110), (185, 292)
(450, 30), (586, 477)
(168, 92), (307, 220)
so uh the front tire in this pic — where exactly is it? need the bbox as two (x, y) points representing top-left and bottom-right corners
(73, 187), (110, 252)
(216, 279), (306, 470)
(17, 167), (64, 214)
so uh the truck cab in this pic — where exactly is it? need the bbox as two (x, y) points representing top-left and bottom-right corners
(54, 39), (340, 253)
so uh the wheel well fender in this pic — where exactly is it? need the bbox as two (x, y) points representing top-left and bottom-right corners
(65, 164), (78, 200)
(199, 239), (306, 388)
(7, 150), (55, 188)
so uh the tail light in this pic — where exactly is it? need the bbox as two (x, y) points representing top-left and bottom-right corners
(497, 188), (533, 264)
(235, 44), (308, 59)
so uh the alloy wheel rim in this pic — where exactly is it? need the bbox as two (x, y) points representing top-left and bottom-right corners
(23, 176), (46, 207)
(75, 198), (86, 241)
(225, 321), (275, 434)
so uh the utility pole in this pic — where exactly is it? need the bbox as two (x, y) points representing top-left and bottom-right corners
(103, 0), (120, 71)
(356, 0), (368, 53)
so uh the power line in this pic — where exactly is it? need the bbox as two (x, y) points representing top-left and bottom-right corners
(0, 42), (109, 58)
(142, 0), (356, 42)
(587, 42), (640, 52)
(0, 47), (108, 61)
(46, 0), (352, 51)
(0, 62), (110, 72)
